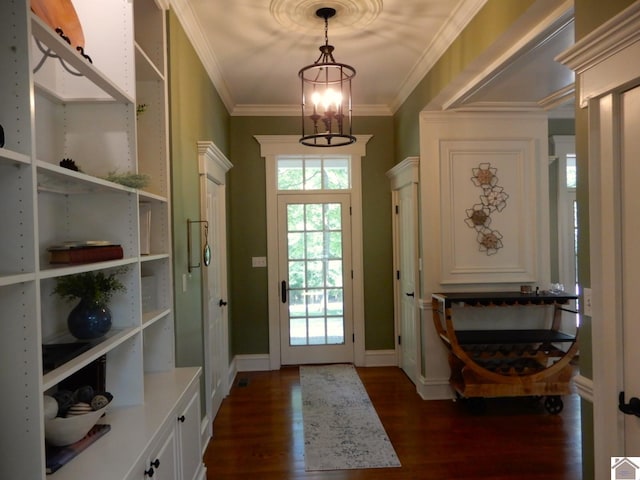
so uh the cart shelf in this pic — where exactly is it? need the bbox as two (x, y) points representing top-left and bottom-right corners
(432, 291), (579, 413)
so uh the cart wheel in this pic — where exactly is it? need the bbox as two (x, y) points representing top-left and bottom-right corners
(544, 396), (563, 414)
(468, 397), (486, 414)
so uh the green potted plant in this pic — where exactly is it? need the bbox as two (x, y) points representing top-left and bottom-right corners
(53, 269), (127, 339)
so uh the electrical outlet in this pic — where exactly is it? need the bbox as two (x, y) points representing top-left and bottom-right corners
(583, 287), (592, 316)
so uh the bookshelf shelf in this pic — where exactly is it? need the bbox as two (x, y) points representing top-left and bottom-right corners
(37, 161), (136, 195)
(142, 308), (171, 328)
(0, 147), (31, 166)
(42, 327), (139, 391)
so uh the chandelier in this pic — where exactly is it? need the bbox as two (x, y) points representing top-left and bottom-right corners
(299, 7), (356, 147)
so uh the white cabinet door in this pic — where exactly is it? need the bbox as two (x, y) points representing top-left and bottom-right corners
(177, 390), (204, 480)
(143, 429), (177, 480)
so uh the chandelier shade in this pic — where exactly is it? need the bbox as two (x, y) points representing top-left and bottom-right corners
(299, 7), (356, 147)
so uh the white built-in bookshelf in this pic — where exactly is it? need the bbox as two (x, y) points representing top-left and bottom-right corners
(0, 0), (204, 478)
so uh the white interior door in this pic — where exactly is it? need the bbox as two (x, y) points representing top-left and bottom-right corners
(278, 193), (354, 365)
(397, 182), (419, 384)
(203, 176), (227, 420)
(197, 141), (231, 436)
(621, 85), (640, 453)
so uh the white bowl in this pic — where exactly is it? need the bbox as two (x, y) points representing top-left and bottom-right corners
(45, 406), (107, 446)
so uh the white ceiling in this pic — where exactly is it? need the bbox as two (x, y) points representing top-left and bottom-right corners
(173, 0), (575, 117)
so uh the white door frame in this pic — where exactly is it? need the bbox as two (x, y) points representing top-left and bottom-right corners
(197, 140), (232, 443)
(557, 4), (640, 478)
(255, 135), (371, 369)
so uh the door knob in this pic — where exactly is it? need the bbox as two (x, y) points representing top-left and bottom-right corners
(619, 391), (640, 417)
(405, 292), (415, 297)
(219, 299), (227, 307)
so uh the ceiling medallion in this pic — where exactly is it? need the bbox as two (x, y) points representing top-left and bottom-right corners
(269, 0), (382, 33)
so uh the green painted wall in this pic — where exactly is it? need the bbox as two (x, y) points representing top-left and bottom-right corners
(228, 115), (396, 354)
(167, 11), (230, 373)
(393, 0), (535, 162)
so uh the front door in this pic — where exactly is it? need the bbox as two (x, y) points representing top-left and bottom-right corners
(621, 85), (640, 453)
(278, 193), (354, 365)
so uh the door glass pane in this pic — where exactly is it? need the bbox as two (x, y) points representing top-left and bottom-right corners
(286, 202), (345, 346)
(278, 158), (304, 190)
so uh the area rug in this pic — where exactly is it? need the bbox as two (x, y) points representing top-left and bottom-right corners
(299, 364), (401, 471)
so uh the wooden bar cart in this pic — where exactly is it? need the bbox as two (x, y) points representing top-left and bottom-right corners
(432, 291), (579, 413)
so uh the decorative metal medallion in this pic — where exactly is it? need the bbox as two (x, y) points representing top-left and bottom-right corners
(464, 163), (509, 255)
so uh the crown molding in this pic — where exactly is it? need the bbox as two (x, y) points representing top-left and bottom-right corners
(170, 0), (234, 113)
(538, 83), (575, 111)
(430, 0), (573, 112)
(556, 1), (640, 75)
(556, 1), (640, 107)
(390, 0), (488, 113)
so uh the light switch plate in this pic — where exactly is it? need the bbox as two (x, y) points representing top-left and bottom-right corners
(583, 287), (592, 316)
(252, 256), (267, 267)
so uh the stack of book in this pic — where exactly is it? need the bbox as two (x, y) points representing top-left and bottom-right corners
(48, 241), (123, 265)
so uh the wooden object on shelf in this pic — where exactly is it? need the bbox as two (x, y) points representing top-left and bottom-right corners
(432, 291), (579, 410)
(31, 0), (85, 49)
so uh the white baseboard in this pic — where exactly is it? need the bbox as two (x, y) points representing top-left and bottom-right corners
(200, 416), (212, 454)
(364, 349), (398, 367)
(234, 354), (271, 372)
(227, 356), (238, 387)
(574, 374), (593, 403)
(417, 375), (454, 400)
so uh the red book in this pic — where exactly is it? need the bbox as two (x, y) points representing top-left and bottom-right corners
(48, 245), (124, 264)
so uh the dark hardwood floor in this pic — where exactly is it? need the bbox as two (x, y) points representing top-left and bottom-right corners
(204, 366), (582, 479)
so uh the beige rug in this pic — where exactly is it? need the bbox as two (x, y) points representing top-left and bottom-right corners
(300, 364), (401, 471)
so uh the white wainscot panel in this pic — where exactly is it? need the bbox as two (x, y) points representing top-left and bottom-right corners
(439, 139), (537, 284)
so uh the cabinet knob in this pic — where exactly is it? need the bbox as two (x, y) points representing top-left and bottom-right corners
(150, 459), (160, 468)
(144, 467), (155, 477)
(219, 299), (228, 307)
(178, 414), (186, 423)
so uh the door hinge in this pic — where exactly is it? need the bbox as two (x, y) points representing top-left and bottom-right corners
(351, 270), (354, 279)
(352, 333), (355, 343)
(395, 205), (399, 214)
(398, 335), (401, 345)
(396, 270), (400, 280)
(349, 206), (352, 215)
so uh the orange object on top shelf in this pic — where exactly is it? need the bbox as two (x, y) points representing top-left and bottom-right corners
(31, 0), (85, 49)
